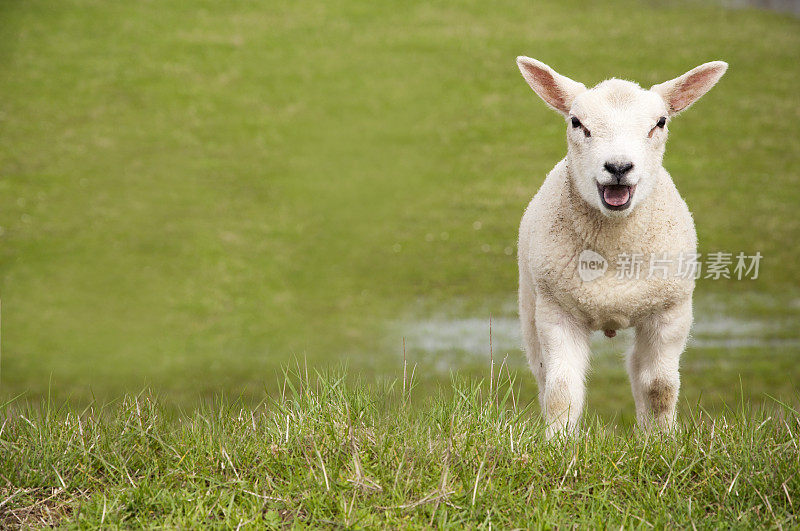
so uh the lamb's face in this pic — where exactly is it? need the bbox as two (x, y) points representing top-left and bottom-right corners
(566, 80), (669, 217)
(516, 56), (727, 218)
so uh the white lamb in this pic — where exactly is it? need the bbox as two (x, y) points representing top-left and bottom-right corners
(515, 57), (727, 438)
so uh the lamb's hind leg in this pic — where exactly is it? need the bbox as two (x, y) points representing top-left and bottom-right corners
(628, 299), (693, 431)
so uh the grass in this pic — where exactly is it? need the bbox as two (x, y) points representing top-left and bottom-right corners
(1, 0), (799, 404)
(2, 367), (798, 528)
(1, 2), (799, 523)
(1, 1), (798, 526)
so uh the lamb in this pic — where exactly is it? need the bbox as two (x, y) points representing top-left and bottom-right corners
(515, 57), (727, 438)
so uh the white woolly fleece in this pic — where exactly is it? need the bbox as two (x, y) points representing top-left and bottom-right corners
(518, 159), (696, 333)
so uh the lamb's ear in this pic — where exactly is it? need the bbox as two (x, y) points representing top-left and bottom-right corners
(516, 56), (586, 116)
(650, 61), (728, 115)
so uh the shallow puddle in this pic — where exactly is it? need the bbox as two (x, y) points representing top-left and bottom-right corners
(390, 293), (800, 373)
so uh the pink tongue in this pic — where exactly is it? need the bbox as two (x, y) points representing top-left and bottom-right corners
(603, 186), (630, 206)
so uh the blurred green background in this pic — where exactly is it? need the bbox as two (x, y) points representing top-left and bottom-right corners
(1, 0), (798, 421)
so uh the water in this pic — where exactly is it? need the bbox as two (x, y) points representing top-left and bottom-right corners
(391, 293), (800, 373)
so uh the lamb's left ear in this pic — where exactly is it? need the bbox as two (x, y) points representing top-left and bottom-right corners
(516, 56), (586, 116)
(650, 61), (728, 115)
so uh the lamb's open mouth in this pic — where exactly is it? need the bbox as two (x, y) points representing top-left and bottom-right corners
(597, 183), (636, 210)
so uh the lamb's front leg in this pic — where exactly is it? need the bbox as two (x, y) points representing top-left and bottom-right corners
(628, 299), (693, 431)
(535, 296), (591, 439)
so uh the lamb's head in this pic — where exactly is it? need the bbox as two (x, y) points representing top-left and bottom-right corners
(516, 57), (727, 217)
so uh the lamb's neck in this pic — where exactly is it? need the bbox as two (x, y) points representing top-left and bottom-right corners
(563, 167), (664, 254)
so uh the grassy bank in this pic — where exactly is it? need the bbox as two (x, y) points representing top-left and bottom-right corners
(2, 369), (798, 528)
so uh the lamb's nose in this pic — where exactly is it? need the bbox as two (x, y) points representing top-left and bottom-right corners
(604, 161), (634, 177)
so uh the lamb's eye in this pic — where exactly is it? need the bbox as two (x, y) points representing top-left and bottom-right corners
(648, 116), (668, 138)
(570, 117), (591, 137)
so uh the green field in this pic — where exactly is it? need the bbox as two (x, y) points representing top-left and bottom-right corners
(2, 1), (800, 526)
(1, 0), (799, 417)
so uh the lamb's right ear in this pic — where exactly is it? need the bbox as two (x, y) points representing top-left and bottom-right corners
(516, 56), (586, 116)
